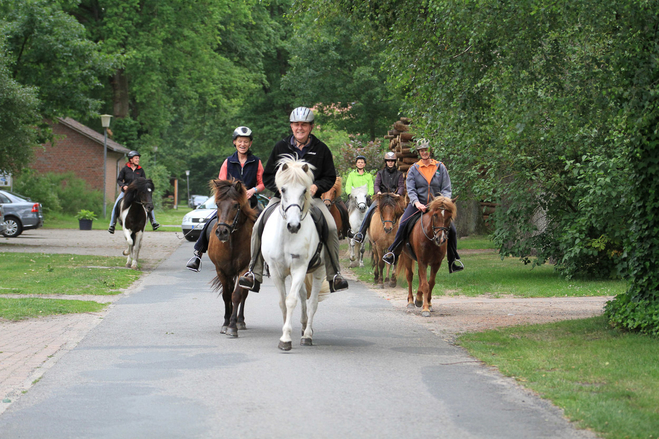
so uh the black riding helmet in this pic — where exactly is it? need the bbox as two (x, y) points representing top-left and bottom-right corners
(355, 155), (367, 163)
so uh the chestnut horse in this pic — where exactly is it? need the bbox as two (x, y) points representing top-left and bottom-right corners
(207, 179), (258, 337)
(368, 193), (406, 288)
(396, 197), (457, 316)
(320, 177), (349, 239)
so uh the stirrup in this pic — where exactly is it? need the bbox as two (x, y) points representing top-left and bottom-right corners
(382, 252), (396, 265)
(329, 273), (348, 292)
(449, 259), (465, 274)
(186, 255), (202, 272)
(152, 222), (161, 231)
(353, 232), (364, 244)
(238, 271), (260, 292)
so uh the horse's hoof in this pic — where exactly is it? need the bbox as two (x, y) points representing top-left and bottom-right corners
(278, 341), (292, 351)
(407, 303), (416, 310)
(226, 327), (238, 338)
(415, 299), (423, 308)
(220, 326), (228, 334)
(422, 311), (431, 317)
(237, 322), (246, 330)
(379, 284), (385, 289)
(389, 281), (397, 288)
(301, 338), (313, 346)
(125, 263), (131, 268)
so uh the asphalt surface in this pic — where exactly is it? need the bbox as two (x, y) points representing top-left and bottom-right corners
(0, 242), (596, 438)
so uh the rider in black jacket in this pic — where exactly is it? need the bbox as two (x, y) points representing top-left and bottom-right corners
(108, 151), (160, 234)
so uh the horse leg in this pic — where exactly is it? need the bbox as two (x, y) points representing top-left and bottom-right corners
(427, 263), (441, 313)
(389, 263), (398, 288)
(359, 240), (365, 267)
(226, 279), (243, 338)
(404, 259), (415, 310)
(302, 271), (323, 346)
(219, 278), (232, 334)
(130, 231), (143, 270)
(279, 270), (305, 351)
(417, 263), (431, 317)
(299, 280), (308, 338)
(349, 238), (356, 263)
(236, 288), (248, 330)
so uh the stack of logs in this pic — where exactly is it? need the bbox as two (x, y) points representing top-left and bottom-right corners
(383, 117), (416, 173)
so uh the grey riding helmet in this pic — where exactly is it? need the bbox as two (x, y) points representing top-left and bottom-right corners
(127, 150), (141, 159)
(384, 151), (397, 161)
(232, 126), (253, 140)
(290, 107), (315, 123)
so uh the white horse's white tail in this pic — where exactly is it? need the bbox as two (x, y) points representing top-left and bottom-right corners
(305, 275), (330, 302)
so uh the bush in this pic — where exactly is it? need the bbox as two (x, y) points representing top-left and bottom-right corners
(13, 171), (102, 215)
(605, 294), (659, 336)
(335, 138), (385, 180)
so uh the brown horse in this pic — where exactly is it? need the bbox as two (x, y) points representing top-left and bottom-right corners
(368, 193), (406, 288)
(320, 176), (350, 239)
(397, 196), (457, 317)
(207, 179), (258, 337)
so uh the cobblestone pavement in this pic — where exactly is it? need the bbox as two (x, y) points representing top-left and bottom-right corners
(0, 229), (183, 415)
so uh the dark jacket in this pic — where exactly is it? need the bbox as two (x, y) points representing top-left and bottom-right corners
(116, 164), (146, 192)
(225, 151), (261, 189)
(375, 167), (405, 195)
(263, 134), (337, 198)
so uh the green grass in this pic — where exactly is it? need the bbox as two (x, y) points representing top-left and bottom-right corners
(458, 234), (497, 250)
(0, 297), (108, 321)
(0, 253), (141, 295)
(458, 317), (659, 439)
(347, 243), (627, 298)
(42, 207), (192, 231)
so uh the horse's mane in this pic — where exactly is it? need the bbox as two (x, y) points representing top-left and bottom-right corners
(123, 178), (154, 206)
(427, 196), (457, 219)
(209, 179), (258, 223)
(377, 193), (405, 216)
(275, 155), (315, 214)
(327, 176), (342, 198)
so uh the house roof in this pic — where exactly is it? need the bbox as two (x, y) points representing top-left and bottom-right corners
(57, 117), (131, 154)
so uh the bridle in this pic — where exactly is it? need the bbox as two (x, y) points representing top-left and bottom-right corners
(379, 205), (398, 233)
(280, 198), (309, 222)
(421, 209), (450, 247)
(217, 203), (242, 234)
(321, 191), (336, 207)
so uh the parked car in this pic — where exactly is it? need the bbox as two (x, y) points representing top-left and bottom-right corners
(181, 197), (216, 241)
(0, 190), (44, 237)
(188, 194), (209, 209)
(0, 204), (6, 236)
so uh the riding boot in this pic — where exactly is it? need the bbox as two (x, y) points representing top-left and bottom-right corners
(447, 223), (464, 273)
(186, 250), (203, 272)
(148, 211), (160, 231)
(354, 203), (377, 244)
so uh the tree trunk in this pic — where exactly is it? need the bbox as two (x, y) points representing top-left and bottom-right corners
(111, 69), (130, 118)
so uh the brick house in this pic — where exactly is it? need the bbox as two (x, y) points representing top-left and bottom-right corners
(31, 117), (131, 206)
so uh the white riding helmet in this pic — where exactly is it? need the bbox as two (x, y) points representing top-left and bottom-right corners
(416, 139), (430, 150)
(384, 151), (397, 161)
(289, 107), (315, 123)
(232, 126), (253, 140)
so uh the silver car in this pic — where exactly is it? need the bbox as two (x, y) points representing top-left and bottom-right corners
(181, 197), (216, 242)
(0, 204), (6, 235)
(0, 190), (44, 237)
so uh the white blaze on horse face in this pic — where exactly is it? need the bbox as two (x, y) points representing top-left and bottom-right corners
(281, 185), (306, 233)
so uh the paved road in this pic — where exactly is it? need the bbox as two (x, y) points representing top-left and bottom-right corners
(0, 243), (595, 438)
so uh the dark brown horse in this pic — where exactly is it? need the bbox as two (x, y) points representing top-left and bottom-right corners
(369, 193), (406, 288)
(320, 176), (350, 239)
(207, 179), (258, 337)
(397, 196), (457, 317)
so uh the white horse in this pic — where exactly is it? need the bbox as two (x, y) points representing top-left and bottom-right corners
(261, 156), (330, 351)
(348, 184), (368, 267)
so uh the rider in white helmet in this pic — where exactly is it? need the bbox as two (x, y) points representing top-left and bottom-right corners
(238, 107), (349, 293)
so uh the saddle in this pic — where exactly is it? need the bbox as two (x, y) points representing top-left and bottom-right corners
(257, 201), (329, 271)
(400, 211), (423, 262)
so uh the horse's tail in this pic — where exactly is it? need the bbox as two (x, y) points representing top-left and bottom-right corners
(210, 276), (223, 293)
(304, 274), (331, 302)
(396, 252), (414, 278)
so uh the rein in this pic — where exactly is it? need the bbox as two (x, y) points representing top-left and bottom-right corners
(280, 201), (309, 221)
(421, 210), (450, 247)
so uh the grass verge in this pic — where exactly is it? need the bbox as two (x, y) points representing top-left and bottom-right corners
(42, 208), (192, 232)
(0, 253), (141, 295)
(344, 241), (627, 298)
(0, 297), (108, 321)
(458, 316), (659, 439)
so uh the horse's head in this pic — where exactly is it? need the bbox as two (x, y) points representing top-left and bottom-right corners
(374, 192), (405, 234)
(210, 179), (256, 242)
(349, 184), (368, 213)
(124, 178), (155, 213)
(275, 156), (314, 234)
(424, 196), (457, 247)
(320, 176), (342, 207)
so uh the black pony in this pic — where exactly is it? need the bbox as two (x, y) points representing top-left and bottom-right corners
(118, 177), (155, 269)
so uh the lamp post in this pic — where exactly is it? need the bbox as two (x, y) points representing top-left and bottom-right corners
(185, 170), (190, 207)
(100, 114), (112, 218)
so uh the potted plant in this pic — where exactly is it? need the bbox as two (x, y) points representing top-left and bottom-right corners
(76, 209), (97, 230)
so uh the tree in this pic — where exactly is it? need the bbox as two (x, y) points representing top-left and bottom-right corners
(282, 9), (401, 141)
